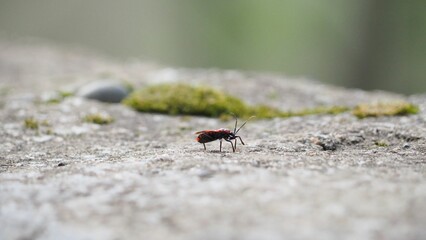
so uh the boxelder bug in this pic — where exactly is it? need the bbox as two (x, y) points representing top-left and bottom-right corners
(195, 116), (254, 152)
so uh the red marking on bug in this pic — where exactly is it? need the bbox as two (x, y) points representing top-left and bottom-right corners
(195, 117), (254, 152)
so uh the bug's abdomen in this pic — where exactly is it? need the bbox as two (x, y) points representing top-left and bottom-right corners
(196, 133), (215, 143)
(196, 131), (230, 143)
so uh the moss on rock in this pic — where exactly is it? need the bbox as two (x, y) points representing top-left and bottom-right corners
(123, 83), (352, 119)
(84, 114), (114, 125)
(24, 118), (39, 130)
(353, 102), (419, 119)
(123, 84), (251, 118)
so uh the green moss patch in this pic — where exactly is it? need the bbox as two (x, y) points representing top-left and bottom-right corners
(45, 91), (74, 104)
(353, 102), (419, 119)
(84, 114), (114, 125)
(24, 118), (39, 130)
(23, 118), (53, 133)
(123, 84), (419, 120)
(123, 84), (350, 119)
(374, 140), (389, 147)
(123, 84), (251, 118)
(291, 106), (350, 117)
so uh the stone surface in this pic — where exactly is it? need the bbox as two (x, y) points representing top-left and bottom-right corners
(0, 40), (426, 240)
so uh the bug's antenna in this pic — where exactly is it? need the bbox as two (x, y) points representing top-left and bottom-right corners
(235, 116), (255, 134)
(229, 112), (238, 133)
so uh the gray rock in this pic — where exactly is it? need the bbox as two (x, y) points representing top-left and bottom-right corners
(1, 41), (426, 240)
(76, 80), (130, 103)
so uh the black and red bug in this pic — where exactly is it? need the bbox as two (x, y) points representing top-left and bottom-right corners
(195, 117), (253, 152)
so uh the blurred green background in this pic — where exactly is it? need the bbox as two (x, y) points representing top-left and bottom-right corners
(0, 0), (425, 94)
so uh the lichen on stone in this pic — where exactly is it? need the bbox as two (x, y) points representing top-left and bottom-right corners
(84, 114), (114, 125)
(353, 102), (419, 119)
(24, 118), (39, 130)
(122, 83), (350, 119)
(122, 84), (251, 118)
(374, 140), (389, 147)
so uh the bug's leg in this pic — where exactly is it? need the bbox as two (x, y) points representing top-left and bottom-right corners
(234, 139), (237, 151)
(203, 143), (206, 150)
(236, 136), (245, 145)
(225, 139), (235, 152)
(220, 140), (222, 152)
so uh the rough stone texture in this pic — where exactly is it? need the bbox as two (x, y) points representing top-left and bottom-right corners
(1, 40), (425, 240)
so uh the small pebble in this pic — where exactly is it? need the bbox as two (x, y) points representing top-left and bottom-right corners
(76, 80), (130, 103)
(311, 136), (339, 151)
